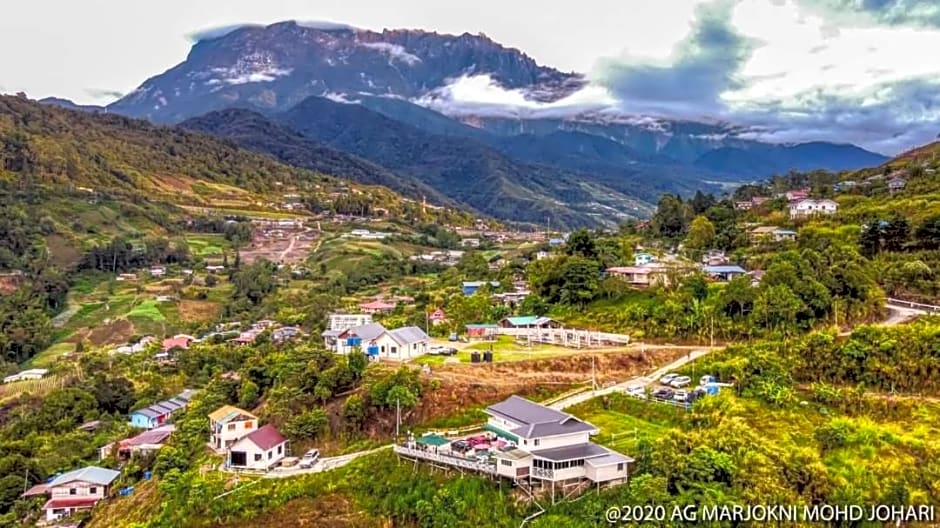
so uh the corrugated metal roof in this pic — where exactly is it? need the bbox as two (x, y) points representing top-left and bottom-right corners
(386, 326), (430, 346)
(531, 443), (608, 461)
(702, 265), (746, 274)
(49, 466), (120, 487)
(237, 424), (287, 451)
(585, 451), (635, 466)
(342, 323), (387, 341)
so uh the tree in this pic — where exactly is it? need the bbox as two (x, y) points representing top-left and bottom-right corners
(385, 384), (419, 408)
(347, 348), (368, 379)
(237, 379), (259, 409)
(285, 408), (328, 440)
(651, 195), (693, 239)
(342, 394), (367, 431)
(882, 215), (910, 252)
(690, 190), (716, 215)
(564, 229), (597, 259)
(90, 374), (136, 414)
(914, 215), (940, 250)
(455, 251), (488, 278)
(685, 215), (716, 254)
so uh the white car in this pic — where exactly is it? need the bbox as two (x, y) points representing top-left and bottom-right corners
(673, 390), (688, 402)
(660, 373), (679, 385)
(298, 449), (320, 468)
(669, 376), (692, 388)
(624, 385), (647, 399)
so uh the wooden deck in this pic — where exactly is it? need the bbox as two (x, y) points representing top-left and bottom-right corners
(497, 327), (631, 349)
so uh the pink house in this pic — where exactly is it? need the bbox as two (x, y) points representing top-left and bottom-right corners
(429, 309), (447, 326)
(161, 337), (191, 353)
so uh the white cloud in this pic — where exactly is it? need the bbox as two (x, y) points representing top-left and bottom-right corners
(358, 42), (422, 65)
(414, 73), (618, 119)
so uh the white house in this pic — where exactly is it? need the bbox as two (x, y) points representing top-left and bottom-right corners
(209, 405), (259, 452)
(227, 424), (289, 471)
(372, 326), (431, 360)
(3, 368), (49, 384)
(40, 466), (120, 521)
(397, 396), (632, 493)
(327, 313), (373, 332)
(327, 322), (387, 354)
(789, 199), (838, 219)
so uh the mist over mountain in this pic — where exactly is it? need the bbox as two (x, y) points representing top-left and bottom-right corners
(102, 20), (889, 226)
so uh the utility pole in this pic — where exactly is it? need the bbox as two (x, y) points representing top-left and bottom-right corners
(395, 397), (401, 439)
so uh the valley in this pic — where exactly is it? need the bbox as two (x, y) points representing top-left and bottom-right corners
(3, 9), (940, 528)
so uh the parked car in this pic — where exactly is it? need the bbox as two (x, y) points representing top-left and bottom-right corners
(670, 376), (692, 388)
(673, 390), (688, 402)
(652, 387), (674, 400)
(438, 347), (458, 356)
(660, 373), (679, 384)
(700, 375), (716, 386)
(451, 440), (470, 452)
(298, 449), (320, 468)
(624, 384), (646, 398)
(689, 387), (707, 402)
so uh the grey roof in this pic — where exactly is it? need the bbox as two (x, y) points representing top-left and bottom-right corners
(486, 396), (597, 439)
(321, 329), (342, 338)
(531, 443), (609, 462)
(586, 451), (635, 467)
(177, 389), (196, 401)
(342, 323), (387, 341)
(49, 466), (120, 487)
(386, 326), (430, 346)
(495, 448), (532, 461)
(131, 407), (162, 419)
(513, 420), (597, 438)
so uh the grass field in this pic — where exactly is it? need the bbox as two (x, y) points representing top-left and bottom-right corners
(415, 336), (591, 365)
(186, 234), (229, 257)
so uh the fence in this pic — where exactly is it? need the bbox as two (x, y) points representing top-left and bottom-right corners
(394, 445), (497, 475)
(886, 298), (940, 313)
(498, 327), (630, 349)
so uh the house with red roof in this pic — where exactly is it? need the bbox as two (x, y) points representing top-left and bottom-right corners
(35, 466), (120, 521)
(161, 336), (191, 353)
(226, 424), (289, 471)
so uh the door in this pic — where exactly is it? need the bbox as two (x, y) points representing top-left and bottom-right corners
(230, 451), (247, 467)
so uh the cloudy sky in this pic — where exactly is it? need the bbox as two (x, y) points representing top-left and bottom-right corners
(2, 0), (939, 153)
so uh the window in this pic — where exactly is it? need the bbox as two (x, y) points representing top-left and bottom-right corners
(268, 451), (273, 459)
(69, 488), (77, 495)
(227, 424), (236, 431)
(617, 463), (624, 471)
(89, 487), (97, 494)
(254, 454), (262, 461)
(533, 439), (540, 446)
(501, 460), (512, 467)
(245, 421), (253, 430)
(391, 346), (398, 355)
(278, 445), (283, 454)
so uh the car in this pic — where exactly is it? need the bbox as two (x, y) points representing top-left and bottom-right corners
(670, 376), (692, 388)
(438, 347), (458, 356)
(451, 440), (470, 452)
(673, 390), (688, 402)
(689, 387), (707, 402)
(624, 384), (647, 399)
(660, 373), (679, 384)
(700, 375), (716, 386)
(298, 449), (320, 468)
(652, 387), (674, 400)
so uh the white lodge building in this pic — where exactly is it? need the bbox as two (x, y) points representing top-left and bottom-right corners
(395, 396), (632, 502)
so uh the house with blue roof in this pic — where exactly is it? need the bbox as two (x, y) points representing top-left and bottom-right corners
(40, 466), (120, 521)
(702, 265), (747, 282)
(462, 281), (500, 296)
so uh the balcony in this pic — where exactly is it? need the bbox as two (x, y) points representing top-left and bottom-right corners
(532, 467), (554, 479)
(394, 445), (497, 475)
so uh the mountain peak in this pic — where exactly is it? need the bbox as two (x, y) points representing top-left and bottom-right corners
(109, 21), (582, 123)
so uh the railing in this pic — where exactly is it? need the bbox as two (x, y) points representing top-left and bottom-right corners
(531, 467), (554, 479)
(394, 446), (497, 475)
(887, 298), (940, 313)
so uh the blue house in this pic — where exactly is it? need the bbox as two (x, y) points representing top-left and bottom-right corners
(128, 390), (194, 429)
(462, 281), (500, 296)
